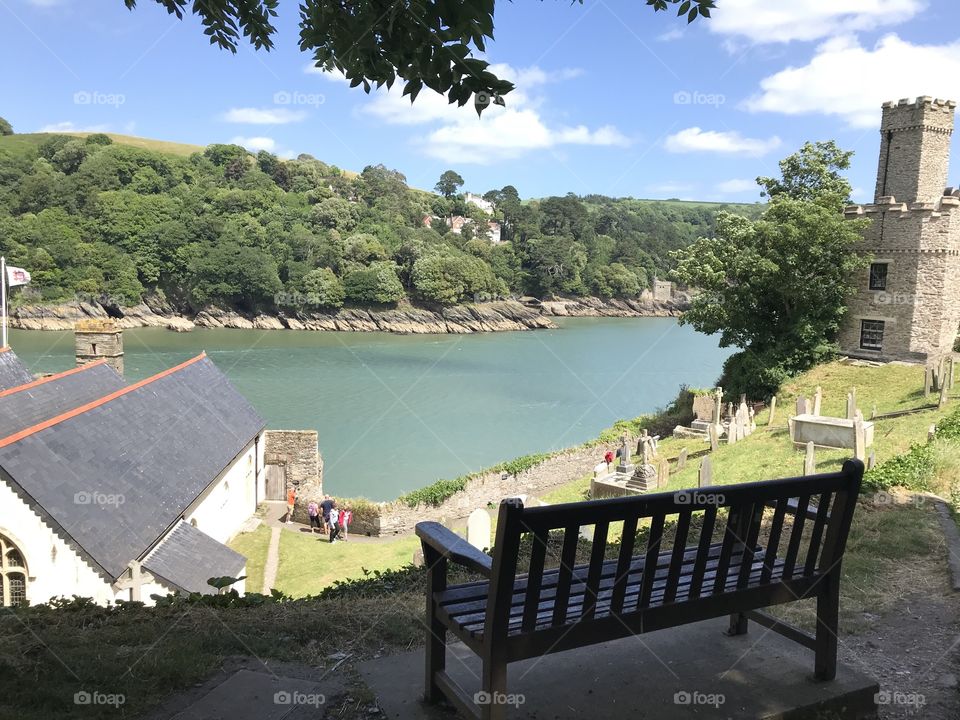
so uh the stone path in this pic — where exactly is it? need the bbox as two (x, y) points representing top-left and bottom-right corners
(262, 526), (281, 594)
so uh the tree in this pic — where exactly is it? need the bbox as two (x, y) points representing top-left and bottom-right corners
(435, 170), (464, 198)
(0, 116), (12, 136)
(672, 143), (868, 399)
(301, 267), (345, 308)
(757, 141), (853, 211)
(121, 0), (713, 111)
(343, 261), (405, 304)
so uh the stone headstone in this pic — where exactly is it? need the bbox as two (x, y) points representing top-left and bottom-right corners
(871, 403), (878, 420)
(466, 509), (491, 551)
(628, 464), (657, 492)
(692, 393), (717, 423)
(767, 396), (777, 427)
(924, 367), (933, 398)
(677, 447), (688, 471)
(867, 450), (876, 470)
(852, 417), (867, 461)
(939, 380), (949, 408)
(657, 459), (670, 488)
(803, 441), (816, 476)
(796, 395), (809, 416)
(846, 392), (856, 420)
(594, 462), (609, 479)
(616, 434), (634, 474)
(749, 406), (756, 433)
(813, 386), (823, 416)
(708, 423), (719, 452)
(929, 424), (937, 442)
(712, 388), (723, 426)
(412, 549), (424, 567)
(698, 457), (713, 487)
(727, 420), (738, 445)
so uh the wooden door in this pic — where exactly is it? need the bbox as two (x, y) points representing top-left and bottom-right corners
(265, 464), (286, 500)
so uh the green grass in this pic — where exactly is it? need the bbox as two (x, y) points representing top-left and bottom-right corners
(227, 524), (272, 594)
(273, 531), (420, 596)
(0, 132), (205, 158)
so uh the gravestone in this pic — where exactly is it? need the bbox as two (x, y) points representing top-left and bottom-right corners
(813, 386), (823, 416)
(749, 406), (757, 433)
(867, 450), (877, 470)
(412, 549), (424, 567)
(871, 403), (878, 420)
(939, 380), (949, 408)
(466, 509), (491, 551)
(677, 447), (688, 471)
(929, 424), (937, 442)
(846, 392), (856, 420)
(950, 357), (956, 390)
(708, 423), (719, 452)
(698, 457), (713, 488)
(657, 459), (670, 488)
(852, 417), (867, 461)
(796, 395), (809, 416)
(594, 462), (609, 479)
(712, 388), (723, 428)
(616, 434), (634, 475)
(925, 367), (933, 398)
(804, 441), (816, 476)
(692, 393), (717, 422)
(727, 419), (738, 445)
(627, 464), (657, 492)
(768, 396), (777, 427)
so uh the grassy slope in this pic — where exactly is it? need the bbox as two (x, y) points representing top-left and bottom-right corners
(0, 132), (205, 158)
(227, 524), (271, 593)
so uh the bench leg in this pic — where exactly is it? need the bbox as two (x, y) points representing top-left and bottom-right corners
(726, 611), (748, 636)
(814, 576), (840, 681)
(424, 552), (447, 703)
(479, 656), (508, 720)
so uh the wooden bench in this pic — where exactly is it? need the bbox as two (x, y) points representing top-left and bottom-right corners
(416, 459), (864, 720)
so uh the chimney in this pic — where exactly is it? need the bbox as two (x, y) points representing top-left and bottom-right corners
(74, 319), (124, 376)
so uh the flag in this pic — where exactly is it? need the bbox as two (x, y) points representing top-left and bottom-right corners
(6, 265), (30, 287)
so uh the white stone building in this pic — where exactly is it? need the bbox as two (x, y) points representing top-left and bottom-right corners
(0, 350), (266, 607)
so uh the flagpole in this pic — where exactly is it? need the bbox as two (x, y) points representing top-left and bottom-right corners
(1, 256), (7, 349)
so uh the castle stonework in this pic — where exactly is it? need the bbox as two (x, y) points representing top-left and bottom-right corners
(839, 97), (960, 363)
(74, 319), (124, 375)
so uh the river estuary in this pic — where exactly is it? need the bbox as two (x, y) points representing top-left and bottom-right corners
(9, 318), (733, 500)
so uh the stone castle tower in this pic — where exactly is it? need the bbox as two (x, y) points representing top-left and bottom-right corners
(74, 319), (124, 376)
(839, 97), (960, 363)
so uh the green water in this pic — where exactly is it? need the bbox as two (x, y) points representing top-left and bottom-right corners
(8, 318), (733, 500)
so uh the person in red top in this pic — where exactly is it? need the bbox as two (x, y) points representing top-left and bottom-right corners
(604, 450), (614, 467)
(340, 507), (353, 541)
(286, 487), (297, 523)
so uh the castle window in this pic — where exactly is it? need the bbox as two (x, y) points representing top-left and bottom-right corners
(0, 534), (28, 607)
(860, 320), (885, 352)
(869, 263), (888, 291)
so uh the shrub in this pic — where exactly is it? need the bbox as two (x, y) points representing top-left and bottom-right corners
(343, 261), (405, 304)
(301, 267), (345, 308)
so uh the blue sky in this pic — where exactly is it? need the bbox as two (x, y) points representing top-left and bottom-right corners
(4, 0), (960, 203)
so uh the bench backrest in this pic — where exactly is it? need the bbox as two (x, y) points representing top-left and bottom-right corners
(484, 459), (864, 638)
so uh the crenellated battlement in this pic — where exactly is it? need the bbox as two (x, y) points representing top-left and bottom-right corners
(844, 187), (960, 219)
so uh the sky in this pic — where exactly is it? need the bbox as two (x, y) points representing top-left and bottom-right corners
(4, 0), (960, 203)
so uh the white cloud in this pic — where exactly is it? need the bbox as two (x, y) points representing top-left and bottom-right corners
(223, 107), (307, 124)
(709, 0), (924, 45)
(348, 64), (627, 164)
(230, 136), (276, 152)
(744, 34), (960, 128)
(665, 127), (781, 157)
(657, 28), (685, 42)
(716, 178), (757, 194)
(38, 121), (110, 133)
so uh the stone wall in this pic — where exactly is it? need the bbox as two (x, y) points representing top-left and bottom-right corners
(264, 430), (322, 495)
(74, 319), (124, 375)
(344, 441), (624, 536)
(840, 97), (960, 363)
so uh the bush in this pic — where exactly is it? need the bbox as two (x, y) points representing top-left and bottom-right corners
(343, 261), (405, 304)
(301, 267), (345, 308)
(718, 350), (792, 402)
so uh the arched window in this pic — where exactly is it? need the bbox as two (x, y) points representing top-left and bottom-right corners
(0, 534), (28, 607)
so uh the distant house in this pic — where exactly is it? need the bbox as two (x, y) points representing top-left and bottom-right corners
(0, 349), (266, 607)
(464, 192), (495, 214)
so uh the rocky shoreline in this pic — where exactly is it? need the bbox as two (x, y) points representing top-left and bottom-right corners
(9, 294), (690, 334)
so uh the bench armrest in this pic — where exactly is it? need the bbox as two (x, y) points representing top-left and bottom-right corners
(416, 522), (493, 577)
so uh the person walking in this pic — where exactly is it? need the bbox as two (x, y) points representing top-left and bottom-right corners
(340, 506), (352, 541)
(286, 486), (297, 523)
(307, 499), (321, 532)
(328, 502), (341, 544)
(320, 495), (334, 535)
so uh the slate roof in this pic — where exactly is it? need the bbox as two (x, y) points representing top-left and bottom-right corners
(0, 361), (126, 439)
(0, 353), (266, 581)
(143, 521), (246, 595)
(0, 347), (34, 391)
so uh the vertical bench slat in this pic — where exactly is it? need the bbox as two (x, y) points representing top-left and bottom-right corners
(522, 528), (549, 632)
(803, 493), (833, 576)
(713, 506), (742, 595)
(552, 525), (580, 626)
(663, 510), (692, 604)
(782, 494), (811, 579)
(581, 521), (610, 621)
(688, 506), (717, 600)
(736, 503), (764, 589)
(639, 514), (666, 608)
(610, 515), (639, 615)
(761, 498), (789, 584)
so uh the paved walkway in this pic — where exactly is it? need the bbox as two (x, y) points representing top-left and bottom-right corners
(261, 526), (281, 594)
